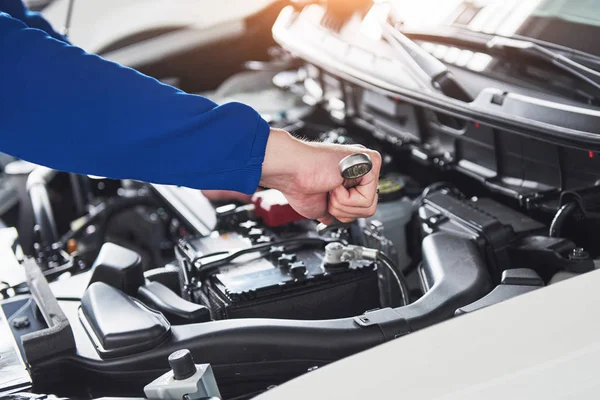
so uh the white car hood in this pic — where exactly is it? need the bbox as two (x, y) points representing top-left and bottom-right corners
(257, 269), (600, 400)
(42, 0), (277, 55)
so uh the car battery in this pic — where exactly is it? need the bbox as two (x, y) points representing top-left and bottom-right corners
(176, 222), (379, 321)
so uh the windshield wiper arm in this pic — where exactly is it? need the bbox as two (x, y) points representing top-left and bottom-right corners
(380, 22), (473, 102)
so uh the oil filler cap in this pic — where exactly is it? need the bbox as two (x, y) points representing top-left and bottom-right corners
(169, 349), (197, 380)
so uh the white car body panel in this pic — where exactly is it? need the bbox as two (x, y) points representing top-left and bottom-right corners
(41, 0), (278, 65)
(257, 270), (600, 399)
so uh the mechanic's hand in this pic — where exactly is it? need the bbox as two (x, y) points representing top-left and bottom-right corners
(260, 129), (381, 225)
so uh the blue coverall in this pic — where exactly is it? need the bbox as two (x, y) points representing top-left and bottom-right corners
(0, 0), (270, 194)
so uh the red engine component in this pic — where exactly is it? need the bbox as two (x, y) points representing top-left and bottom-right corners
(251, 189), (305, 227)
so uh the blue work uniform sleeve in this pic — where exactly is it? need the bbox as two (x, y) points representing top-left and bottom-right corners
(0, 0), (66, 40)
(0, 12), (271, 194)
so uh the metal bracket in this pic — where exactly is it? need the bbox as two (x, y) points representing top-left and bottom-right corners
(354, 308), (411, 341)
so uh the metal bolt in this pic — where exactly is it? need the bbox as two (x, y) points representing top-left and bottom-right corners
(570, 247), (589, 261)
(340, 252), (353, 262)
(324, 242), (348, 265)
(12, 316), (30, 329)
(369, 220), (384, 234)
(326, 242), (343, 251)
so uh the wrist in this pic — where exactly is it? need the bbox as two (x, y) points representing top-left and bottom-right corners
(260, 128), (303, 193)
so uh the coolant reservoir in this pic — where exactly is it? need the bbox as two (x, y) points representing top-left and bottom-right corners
(367, 174), (413, 270)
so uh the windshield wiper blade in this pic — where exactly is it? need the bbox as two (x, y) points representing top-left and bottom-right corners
(401, 28), (600, 94)
(485, 36), (600, 92)
(380, 22), (473, 102)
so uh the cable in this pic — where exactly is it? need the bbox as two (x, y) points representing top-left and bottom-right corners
(377, 251), (410, 307)
(193, 250), (230, 261)
(58, 195), (159, 246)
(69, 174), (86, 216)
(194, 237), (339, 265)
(549, 202), (578, 238)
(412, 181), (456, 207)
(421, 182), (454, 198)
(195, 237), (342, 277)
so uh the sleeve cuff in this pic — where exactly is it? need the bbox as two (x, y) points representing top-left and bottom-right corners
(243, 114), (271, 194)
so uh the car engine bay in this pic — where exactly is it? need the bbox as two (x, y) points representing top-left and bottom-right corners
(3, 2), (600, 400)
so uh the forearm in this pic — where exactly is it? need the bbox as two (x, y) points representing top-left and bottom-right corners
(0, 13), (270, 194)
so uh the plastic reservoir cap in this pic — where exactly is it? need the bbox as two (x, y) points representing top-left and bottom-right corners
(252, 189), (305, 227)
(377, 174), (406, 202)
(168, 349), (197, 380)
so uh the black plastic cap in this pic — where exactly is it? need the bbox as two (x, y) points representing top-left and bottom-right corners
(89, 242), (143, 295)
(169, 349), (197, 380)
(290, 261), (307, 279)
(278, 253), (297, 267)
(269, 245), (286, 261)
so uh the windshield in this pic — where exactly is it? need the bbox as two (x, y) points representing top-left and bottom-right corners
(530, 0), (600, 26)
(389, 0), (600, 57)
